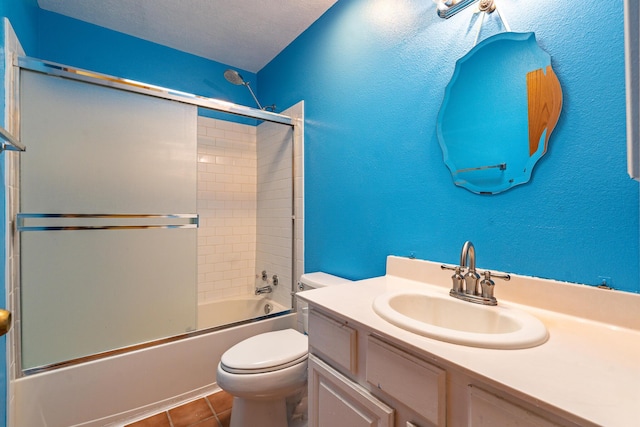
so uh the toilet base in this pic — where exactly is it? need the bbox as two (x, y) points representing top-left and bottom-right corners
(230, 396), (287, 427)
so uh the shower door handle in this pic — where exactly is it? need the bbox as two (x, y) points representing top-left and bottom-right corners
(0, 309), (11, 336)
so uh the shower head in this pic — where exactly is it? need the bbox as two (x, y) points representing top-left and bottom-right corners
(223, 69), (275, 112)
(223, 69), (246, 86)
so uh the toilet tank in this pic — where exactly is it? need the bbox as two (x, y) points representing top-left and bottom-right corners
(297, 272), (352, 333)
(298, 272), (353, 291)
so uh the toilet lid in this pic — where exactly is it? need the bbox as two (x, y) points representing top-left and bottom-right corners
(220, 329), (308, 374)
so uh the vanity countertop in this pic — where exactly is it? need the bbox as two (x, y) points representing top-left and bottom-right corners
(297, 256), (640, 427)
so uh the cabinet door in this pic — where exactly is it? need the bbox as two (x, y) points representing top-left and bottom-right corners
(309, 354), (394, 427)
(468, 385), (562, 427)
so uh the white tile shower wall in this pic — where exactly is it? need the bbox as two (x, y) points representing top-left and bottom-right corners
(255, 102), (304, 309)
(197, 117), (257, 303)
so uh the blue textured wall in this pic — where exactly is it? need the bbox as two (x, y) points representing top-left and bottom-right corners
(1, 1), (638, 294)
(0, 0), (39, 123)
(259, 0), (640, 292)
(1, 0), (38, 54)
(36, 10), (258, 115)
(34, 10), (260, 124)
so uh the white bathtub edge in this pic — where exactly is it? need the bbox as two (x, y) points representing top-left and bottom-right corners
(13, 313), (297, 427)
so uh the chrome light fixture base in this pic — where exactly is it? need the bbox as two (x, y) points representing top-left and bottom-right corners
(436, 0), (480, 19)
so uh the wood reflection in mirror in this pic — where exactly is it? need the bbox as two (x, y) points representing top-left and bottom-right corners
(527, 65), (562, 156)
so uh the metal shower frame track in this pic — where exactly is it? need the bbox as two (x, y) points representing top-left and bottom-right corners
(16, 56), (294, 126)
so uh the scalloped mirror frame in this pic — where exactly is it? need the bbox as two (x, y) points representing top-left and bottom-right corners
(437, 32), (562, 195)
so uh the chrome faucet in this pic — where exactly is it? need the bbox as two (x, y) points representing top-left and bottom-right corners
(442, 241), (510, 305)
(255, 285), (273, 295)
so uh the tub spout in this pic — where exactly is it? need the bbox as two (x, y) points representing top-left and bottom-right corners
(255, 285), (273, 295)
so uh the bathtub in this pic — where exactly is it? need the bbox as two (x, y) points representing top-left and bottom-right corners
(12, 311), (297, 427)
(198, 295), (289, 330)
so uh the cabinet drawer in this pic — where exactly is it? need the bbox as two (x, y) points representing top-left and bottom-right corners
(366, 336), (446, 426)
(308, 309), (357, 374)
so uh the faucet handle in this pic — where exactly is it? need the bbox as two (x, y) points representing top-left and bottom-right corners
(480, 271), (495, 299)
(479, 270), (510, 300)
(441, 264), (465, 293)
(452, 266), (464, 293)
(488, 270), (511, 281)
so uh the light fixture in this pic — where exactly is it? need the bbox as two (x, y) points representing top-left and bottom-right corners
(435, 0), (478, 18)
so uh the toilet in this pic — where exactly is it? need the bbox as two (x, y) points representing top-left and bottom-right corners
(216, 272), (352, 427)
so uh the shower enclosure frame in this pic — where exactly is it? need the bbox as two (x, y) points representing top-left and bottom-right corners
(17, 57), (293, 126)
(11, 56), (301, 376)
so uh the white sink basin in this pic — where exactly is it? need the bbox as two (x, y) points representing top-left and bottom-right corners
(372, 290), (548, 349)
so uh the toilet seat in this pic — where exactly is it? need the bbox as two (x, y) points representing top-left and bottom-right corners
(220, 329), (308, 374)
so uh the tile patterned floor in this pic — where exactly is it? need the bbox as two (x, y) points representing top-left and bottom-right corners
(125, 390), (233, 427)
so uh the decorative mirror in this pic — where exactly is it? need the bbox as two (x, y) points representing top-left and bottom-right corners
(437, 32), (562, 194)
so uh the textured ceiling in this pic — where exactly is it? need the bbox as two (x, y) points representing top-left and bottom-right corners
(37, 0), (338, 72)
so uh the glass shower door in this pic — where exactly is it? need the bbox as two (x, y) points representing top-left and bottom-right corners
(19, 70), (198, 371)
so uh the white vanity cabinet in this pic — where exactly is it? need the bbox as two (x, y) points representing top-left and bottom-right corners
(307, 306), (590, 427)
(308, 307), (447, 427)
(307, 309), (394, 427)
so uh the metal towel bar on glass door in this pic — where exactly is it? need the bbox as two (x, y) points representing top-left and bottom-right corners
(16, 213), (199, 232)
(0, 126), (26, 152)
